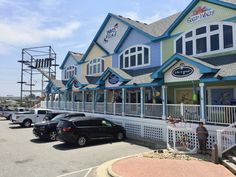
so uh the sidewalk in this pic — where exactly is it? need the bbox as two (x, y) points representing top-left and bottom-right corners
(97, 152), (235, 177)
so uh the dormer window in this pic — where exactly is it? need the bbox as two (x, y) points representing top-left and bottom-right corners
(119, 45), (150, 69)
(175, 22), (236, 57)
(64, 66), (77, 80)
(86, 58), (104, 76)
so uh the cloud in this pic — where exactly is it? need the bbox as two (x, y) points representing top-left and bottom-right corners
(0, 0), (81, 54)
(119, 9), (178, 24)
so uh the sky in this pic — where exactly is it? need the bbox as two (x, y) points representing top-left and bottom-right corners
(0, 0), (191, 97)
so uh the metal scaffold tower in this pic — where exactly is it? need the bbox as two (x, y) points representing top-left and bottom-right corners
(18, 46), (58, 107)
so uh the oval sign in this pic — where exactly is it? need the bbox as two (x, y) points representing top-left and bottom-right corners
(108, 74), (119, 85)
(73, 80), (79, 88)
(172, 65), (194, 78)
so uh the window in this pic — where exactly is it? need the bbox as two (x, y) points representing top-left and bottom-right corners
(223, 25), (233, 49)
(119, 45), (150, 69)
(175, 22), (236, 56)
(64, 66), (77, 80)
(86, 58), (104, 76)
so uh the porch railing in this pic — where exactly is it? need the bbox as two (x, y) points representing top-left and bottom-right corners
(144, 103), (162, 119)
(106, 103), (122, 115)
(124, 103), (140, 117)
(84, 102), (92, 112)
(74, 102), (83, 112)
(167, 104), (200, 122)
(95, 102), (104, 114)
(206, 105), (236, 124)
(217, 122), (236, 158)
(40, 100), (236, 125)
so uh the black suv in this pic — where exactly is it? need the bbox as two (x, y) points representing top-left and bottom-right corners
(33, 113), (85, 141)
(43, 112), (65, 121)
(57, 117), (126, 147)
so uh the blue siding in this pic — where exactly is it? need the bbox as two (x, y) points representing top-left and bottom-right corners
(112, 29), (161, 69)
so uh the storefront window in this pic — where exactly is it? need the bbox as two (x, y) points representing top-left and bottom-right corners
(175, 22), (235, 56)
(119, 45), (150, 69)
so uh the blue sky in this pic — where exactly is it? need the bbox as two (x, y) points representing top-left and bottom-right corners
(0, 0), (191, 97)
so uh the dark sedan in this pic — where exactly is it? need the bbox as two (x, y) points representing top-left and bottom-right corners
(57, 117), (126, 147)
(33, 113), (85, 141)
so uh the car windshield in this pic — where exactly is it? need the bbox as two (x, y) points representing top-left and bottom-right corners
(50, 114), (65, 122)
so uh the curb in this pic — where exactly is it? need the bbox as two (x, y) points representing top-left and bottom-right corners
(96, 153), (144, 177)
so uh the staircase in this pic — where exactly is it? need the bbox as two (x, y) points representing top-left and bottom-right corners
(217, 122), (236, 174)
(222, 146), (236, 174)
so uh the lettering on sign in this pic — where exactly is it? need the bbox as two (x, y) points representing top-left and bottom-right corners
(187, 6), (214, 23)
(172, 63), (194, 78)
(108, 74), (119, 85)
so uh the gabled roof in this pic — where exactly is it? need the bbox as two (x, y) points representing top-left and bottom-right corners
(60, 51), (83, 69)
(163, 0), (236, 36)
(151, 53), (219, 79)
(96, 67), (132, 85)
(46, 79), (66, 93)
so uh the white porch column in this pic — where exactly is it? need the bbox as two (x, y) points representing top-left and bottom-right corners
(64, 93), (67, 110)
(199, 83), (206, 123)
(71, 91), (74, 111)
(92, 90), (96, 113)
(58, 92), (61, 110)
(82, 91), (85, 112)
(162, 85), (167, 120)
(122, 88), (126, 116)
(104, 90), (107, 114)
(140, 87), (144, 118)
(46, 93), (49, 109)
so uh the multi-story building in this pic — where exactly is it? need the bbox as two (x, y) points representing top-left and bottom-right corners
(43, 0), (236, 156)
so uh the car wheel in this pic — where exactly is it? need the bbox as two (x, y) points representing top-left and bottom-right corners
(49, 131), (57, 141)
(77, 136), (87, 147)
(117, 132), (124, 141)
(7, 115), (11, 120)
(23, 120), (32, 128)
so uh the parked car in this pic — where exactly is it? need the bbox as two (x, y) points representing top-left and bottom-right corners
(57, 117), (126, 147)
(1, 108), (15, 120)
(11, 108), (51, 127)
(33, 113), (85, 141)
(43, 112), (66, 122)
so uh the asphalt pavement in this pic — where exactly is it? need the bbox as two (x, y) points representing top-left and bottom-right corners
(0, 117), (150, 177)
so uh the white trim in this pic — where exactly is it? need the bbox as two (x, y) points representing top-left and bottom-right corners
(174, 21), (236, 57)
(118, 44), (151, 69)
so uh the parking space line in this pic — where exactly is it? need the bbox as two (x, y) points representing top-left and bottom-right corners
(84, 168), (92, 177)
(56, 166), (98, 177)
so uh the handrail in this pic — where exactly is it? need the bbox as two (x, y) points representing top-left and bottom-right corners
(217, 122), (236, 158)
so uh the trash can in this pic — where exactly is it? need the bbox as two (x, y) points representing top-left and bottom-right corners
(211, 143), (219, 164)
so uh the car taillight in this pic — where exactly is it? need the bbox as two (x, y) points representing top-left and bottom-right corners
(63, 127), (72, 132)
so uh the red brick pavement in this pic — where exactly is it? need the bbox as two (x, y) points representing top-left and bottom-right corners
(112, 157), (235, 177)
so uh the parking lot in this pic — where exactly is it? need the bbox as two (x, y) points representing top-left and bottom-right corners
(0, 117), (150, 177)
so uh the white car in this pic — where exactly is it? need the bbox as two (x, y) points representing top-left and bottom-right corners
(11, 108), (51, 127)
(2, 107), (29, 120)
